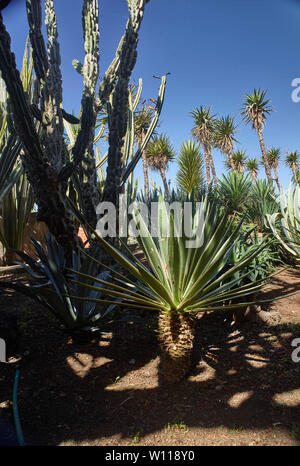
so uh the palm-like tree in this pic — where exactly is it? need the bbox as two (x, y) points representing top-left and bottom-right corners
(246, 158), (259, 183)
(176, 140), (205, 197)
(190, 106), (217, 186)
(213, 116), (238, 171)
(145, 134), (175, 199)
(134, 102), (155, 200)
(285, 151), (299, 183)
(266, 147), (281, 191)
(241, 88), (273, 184)
(231, 149), (248, 174)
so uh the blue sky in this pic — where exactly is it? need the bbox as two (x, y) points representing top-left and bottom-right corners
(3, 0), (300, 191)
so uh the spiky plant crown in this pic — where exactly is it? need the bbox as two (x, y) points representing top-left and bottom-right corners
(232, 149), (248, 172)
(213, 115), (238, 154)
(246, 158), (259, 176)
(285, 151), (300, 169)
(134, 102), (155, 145)
(241, 88), (273, 131)
(190, 106), (216, 146)
(145, 134), (175, 171)
(176, 139), (204, 195)
(266, 147), (280, 169)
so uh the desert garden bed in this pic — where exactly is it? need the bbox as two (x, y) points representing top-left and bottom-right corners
(0, 267), (299, 446)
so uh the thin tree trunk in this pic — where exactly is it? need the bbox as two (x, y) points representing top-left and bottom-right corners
(250, 171), (257, 183)
(207, 145), (217, 185)
(273, 166), (281, 191)
(141, 152), (150, 200)
(292, 164), (298, 183)
(203, 143), (212, 187)
(227, 148), (235, 171)
(159, 167), (170, 199)
(257, 128), (273, 184)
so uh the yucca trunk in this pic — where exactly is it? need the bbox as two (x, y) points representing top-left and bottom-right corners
(207, 145), (217, 185)
(159, 167), (170, 200)
(157, 310), (195, 384)
(274, 166), (281, 191)
(203, 143), (212, 187)
(292, 164), (298, 184)
(250, 171), (257, 183)
(227, 148), (235, 171)
(257, 128), (273, 184)
(141, 151), (150, 200)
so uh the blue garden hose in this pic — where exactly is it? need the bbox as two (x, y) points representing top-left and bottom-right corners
(13, 369), (25, 446)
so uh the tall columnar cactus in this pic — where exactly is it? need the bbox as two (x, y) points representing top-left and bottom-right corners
(101, 0), (150, 208)
(0, 0), (150, 259)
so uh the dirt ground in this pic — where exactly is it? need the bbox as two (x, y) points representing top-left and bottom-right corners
(0, 267), (300, 446)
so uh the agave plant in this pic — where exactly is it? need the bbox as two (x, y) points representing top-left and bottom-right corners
(230, 229), (280, 285)
(68, 195), (271, 383)
(246, 179), (279, 232)
(0, 235), (117, 339)
(266, 184), (300, 264)
(0, 171), (34, 264)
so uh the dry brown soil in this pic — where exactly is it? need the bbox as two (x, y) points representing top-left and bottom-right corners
(0, 267), (299, 446)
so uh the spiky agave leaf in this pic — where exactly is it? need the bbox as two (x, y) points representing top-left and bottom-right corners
(266, 183), (300, 264)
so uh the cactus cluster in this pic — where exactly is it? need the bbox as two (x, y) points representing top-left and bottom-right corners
(0, 0), (151, 258)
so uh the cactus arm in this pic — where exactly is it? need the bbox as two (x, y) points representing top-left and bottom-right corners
(121, 73), (168, 185)
(25, 0), (49, 86)
(0, 12), (43, 165)
(63, 0), (100, 228)
(101, 0), (149, 205)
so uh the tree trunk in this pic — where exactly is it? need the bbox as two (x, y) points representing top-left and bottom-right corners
(227, 148), (235, 171)
(203, 143), (212, 187)
(157, 310), (195, 384)
(292, 164), (298, 184)
(257, 128), (273, 184)
(273, 166), (281, 191)
(159, 167), (170, 200)
(250, 171), (257, 183)
(142, 151), (150, 200)
(207, 145), (217, 185)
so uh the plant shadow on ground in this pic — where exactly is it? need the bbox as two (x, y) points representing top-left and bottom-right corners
(0, 268), (300, 446)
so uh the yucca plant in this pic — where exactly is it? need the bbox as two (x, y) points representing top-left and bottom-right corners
(176, 139), (205, 198)
(284, 151), (299, 184)
(241, 88), (273, 184)
(145, 134), (175, 199)
(213, 115), (238, 171)
(190, 106), (217, 186)
(217, 171), (252, 215)
(67, 195), (272, 383)
(246, 158), (259, 183)
(266, 184), (300, 265)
